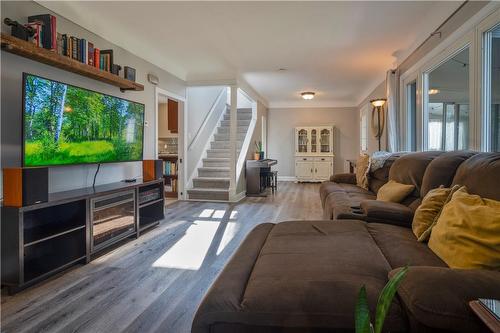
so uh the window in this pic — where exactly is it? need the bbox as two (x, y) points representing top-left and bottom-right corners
(360, 109), (367, 152)
(424, 47), (470, 151)
(406, 81), (417, 151)
(483, 24), (500, 151)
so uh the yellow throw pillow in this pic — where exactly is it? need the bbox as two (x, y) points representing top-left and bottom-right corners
(413, 185), (461, 242)
(428, 186), (500, 270)
(376, 180), (415, 203)
(355, 154), (370, 190)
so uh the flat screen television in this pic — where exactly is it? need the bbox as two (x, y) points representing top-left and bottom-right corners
(23, 73), (145, 167)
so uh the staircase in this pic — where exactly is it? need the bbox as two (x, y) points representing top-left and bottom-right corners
(187, 107), (252, 201)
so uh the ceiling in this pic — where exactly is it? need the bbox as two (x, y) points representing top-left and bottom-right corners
(40, 1), (463, 108)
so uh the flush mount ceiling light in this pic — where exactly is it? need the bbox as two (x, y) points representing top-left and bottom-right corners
(301, 92), (315, 100)
(428, 89), (440, 95)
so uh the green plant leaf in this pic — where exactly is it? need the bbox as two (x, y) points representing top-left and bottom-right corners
(374, 266), (409, 333)
(355, 285), (371, 333)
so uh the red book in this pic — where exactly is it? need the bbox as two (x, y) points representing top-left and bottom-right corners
(94, 48), (100, 69)
(51, 15), (57, 50)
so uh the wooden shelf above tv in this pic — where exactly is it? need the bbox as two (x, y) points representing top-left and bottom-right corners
(0, 33), (144, 92)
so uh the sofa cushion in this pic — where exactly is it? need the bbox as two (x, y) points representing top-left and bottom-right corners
(319, 182), (372, 209)
(367, 223), (446, 269)
(376, 180), (415, 203)
(360, 200), (414, 227)
(420, 151), (477, 197)
(412, 185), (460, 241)
(388, 151), (442, 207)
(368, 153), (403, 194)
(330, 173), (356, 184)
(452, 152), (500, 200)
(428, 186), (500, 270)
(323, 191), (376, 220)
(240, 220), (407, 332)
(192, 223), (275, 333)
(389, 266), (500, 333)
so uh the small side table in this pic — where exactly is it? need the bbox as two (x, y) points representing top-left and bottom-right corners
(470, 300), (500, 333)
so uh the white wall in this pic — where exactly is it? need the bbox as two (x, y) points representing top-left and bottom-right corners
(237, 89), (253, 109)
(268, 107), (359, 178)
(357, 80), (388, 154)
(186, 86), (227, 179)
(0, 0), (185, 195)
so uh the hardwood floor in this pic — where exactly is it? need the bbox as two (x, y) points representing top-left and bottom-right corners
(1, 181), (323, 333)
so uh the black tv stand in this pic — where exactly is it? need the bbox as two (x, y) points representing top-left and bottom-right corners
(1, 179), (164, 294)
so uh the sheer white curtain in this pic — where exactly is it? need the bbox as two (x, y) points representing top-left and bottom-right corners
(386, 70), (399, 152)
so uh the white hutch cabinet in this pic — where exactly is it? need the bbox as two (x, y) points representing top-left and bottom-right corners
(294, 126), (334, 182)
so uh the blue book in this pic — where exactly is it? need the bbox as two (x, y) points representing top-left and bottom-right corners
(80, 39), (86, 63)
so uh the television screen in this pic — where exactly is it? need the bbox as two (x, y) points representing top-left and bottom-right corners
(23, 73), (144, 167)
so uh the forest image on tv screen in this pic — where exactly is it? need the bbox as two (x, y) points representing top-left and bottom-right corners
(24, 75), (144, 167)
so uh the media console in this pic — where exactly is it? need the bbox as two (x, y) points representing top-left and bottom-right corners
(1, 179), (164, 293)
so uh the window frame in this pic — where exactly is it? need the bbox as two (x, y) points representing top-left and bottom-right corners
(360, 104), (369, 152)
(400, 71), (419, 151)
(421, 32), (476, 151)
(477, 8), (500, 151)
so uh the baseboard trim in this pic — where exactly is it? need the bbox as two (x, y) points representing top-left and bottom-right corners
(230, 191), (246, 202)
(277, 176), (297, 182)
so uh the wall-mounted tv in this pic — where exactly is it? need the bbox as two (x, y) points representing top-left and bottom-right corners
(23, 73), (145, 167)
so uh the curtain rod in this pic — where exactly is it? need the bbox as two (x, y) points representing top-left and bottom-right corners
(399, 1), (469, 66)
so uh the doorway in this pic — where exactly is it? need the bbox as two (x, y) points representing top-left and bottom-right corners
(155, 87), (186, 205)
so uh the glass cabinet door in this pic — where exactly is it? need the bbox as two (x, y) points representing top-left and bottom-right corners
(320, 128), (331, 153)
(297, 129), (308, 153)
(310, 129), (317, 153)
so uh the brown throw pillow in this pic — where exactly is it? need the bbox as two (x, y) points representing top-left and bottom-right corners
(355, 154), (370, 190)
(376, 180), (415, 203)
(428, 186), (500, 270)
(413, 185), (460, 242)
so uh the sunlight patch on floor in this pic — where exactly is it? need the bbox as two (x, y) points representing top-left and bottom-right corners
(216, 221), (239, 255)
(152, 221), (220, 270)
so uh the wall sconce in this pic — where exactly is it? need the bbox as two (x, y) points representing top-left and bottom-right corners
(370, 98), (386, 151)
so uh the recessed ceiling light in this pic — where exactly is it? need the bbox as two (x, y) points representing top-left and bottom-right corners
(301, 92), (315, 100)
(428, 89), (440, 95)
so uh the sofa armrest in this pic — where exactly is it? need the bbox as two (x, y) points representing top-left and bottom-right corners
(330, 173), (356, 184)
(360, 200), (413, 228)
(389, 266), (500, 333)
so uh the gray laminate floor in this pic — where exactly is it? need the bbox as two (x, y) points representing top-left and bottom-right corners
(1, 181), (322, 333)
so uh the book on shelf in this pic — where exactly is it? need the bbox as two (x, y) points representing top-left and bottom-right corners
(26, 21), (42, 47)
(87, 42), (94, 66)
(18, 15), (125, 77)
(100, 49), (113, 72)
(28, 14), (56, 50)
(94, 48), (100, 68)
(163, 161), (177, 176)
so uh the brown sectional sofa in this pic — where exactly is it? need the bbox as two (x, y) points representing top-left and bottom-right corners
(320, 151), (478, 226)
(192, 152), (500, 333)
